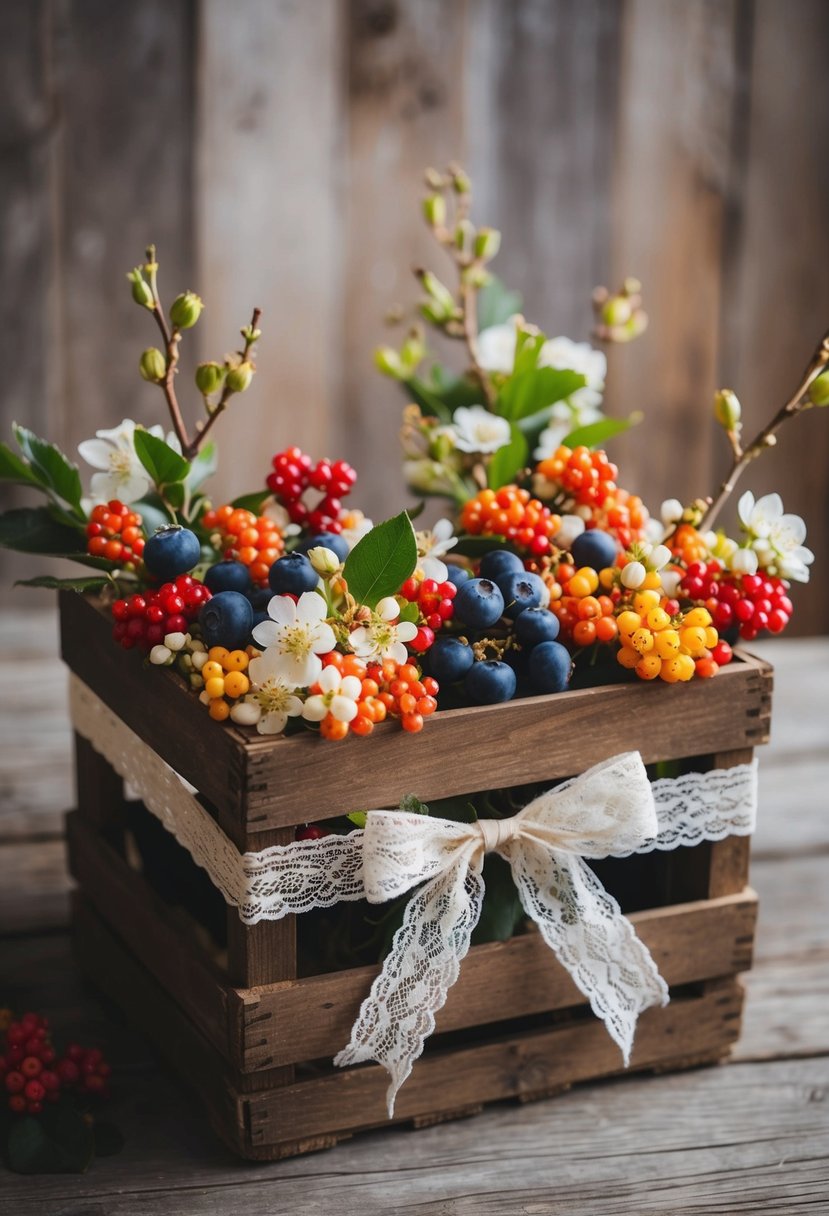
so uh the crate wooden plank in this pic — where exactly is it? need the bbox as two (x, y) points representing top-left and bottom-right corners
(71, 891), (745, 1159)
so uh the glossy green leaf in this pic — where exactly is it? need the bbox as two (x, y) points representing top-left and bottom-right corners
(15, 575), (111, 592)
(477, 276), (523, 330)
(425, 368), (483, 412)
(403, 378), (452, 422)
(451, 534), (513, 557)
(487, 424), (529, 489)
(0, 507), (84, 554)
(186, 441), (218, 492)
(399, 793), (430, 816)
(133, 429), (190, 488)
(13, 425), (83, 511)
(561, 415), (638, 449)
(0, 442), (42, 488)
(497, 368), (586, 423)
(342, 511), (418, 609)
(230, 489), (271, 514)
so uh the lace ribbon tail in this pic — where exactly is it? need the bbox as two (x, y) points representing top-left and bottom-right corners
(511, 848), (669, 1065)
(334, 856), (485, 1117)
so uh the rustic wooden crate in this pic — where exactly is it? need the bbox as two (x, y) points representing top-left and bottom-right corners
(60, 591), (772, 1160)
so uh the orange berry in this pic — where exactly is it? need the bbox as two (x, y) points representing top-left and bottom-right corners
(350, 714), (374, 736)
(361, 678), (380, 699)
(398, 692), (417, 715)
(368, 697), (387, 723)
(223, 671), (250, 699)
(389, 679), (409, 698)
(401, 712), (424, 733)
(208, 698), (230, 721)
(573, 619), (597, 647)
(342, 655), (367, 679)
(320, 714), (349, 740)
(422, 676), (439, 696)
(417, 695), (437, 715)
(695, 658), (719, 679)
(250, 562), (270, 583)
(595, 616), (618, 643)
(378, 691), (395, 711)
(322, 651), (344, 670)
(238, 546), (258, 565)
(223, 649), (249, 672)
(577, 596), (601, 620)
(635, 653), (662, 680)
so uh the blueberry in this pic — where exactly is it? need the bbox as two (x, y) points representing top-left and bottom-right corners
(444, 564), (472, 589)
(295, 532), (350, 563)
(479, 549), (525, 581)
(199, 591), (253, 651)
(268, 552), (319, 596)
(464, 660), (517, 705)
(514, 606), (561, 647)
(143, 526), (201, 580)
(453, 578), (505, 629)
(204, 560), (253, 596)
(495, 570), (546, 619)
(427, 636), (475, 683)
(529, 640), (572, 694)
(247, 586), (273, 611)
(571, 528), (619, 571)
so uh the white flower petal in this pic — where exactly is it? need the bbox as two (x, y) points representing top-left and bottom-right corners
(77, 439), (114, 469)
(388, 640), (409, 665)
(376, 597), (401, 621)
(318, 666), (341, 694)
(754, 493), (783, 523)
(737, 491), (755, 527)
(419, 556), (448, 583)
(296, 590), (328, 623)
(302, 695), (328, 722)
(95, 420), (136, 444)
(339, 675), (362, 700)
(251, 621), (280, 650)
(310, 622), (337, 654)
(285, 695), (304, 718)
(433, 518), (454, 543)
(257, 710), (288, 735)
(270, 650), (322, 688)
(266, 596), (298, 626)
(396, 621), (419, 643)
(330, 695), (358, 723)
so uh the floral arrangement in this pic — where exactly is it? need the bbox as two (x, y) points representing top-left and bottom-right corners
(0, 1009), (119, 1173)
(0, 171), (827, 744)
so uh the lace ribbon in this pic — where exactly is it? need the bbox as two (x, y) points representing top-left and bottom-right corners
(69, 675), (757, 1116)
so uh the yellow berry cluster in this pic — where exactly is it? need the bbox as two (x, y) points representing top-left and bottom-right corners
(196, 646), (253, 720)
(616, 593), (719, 683)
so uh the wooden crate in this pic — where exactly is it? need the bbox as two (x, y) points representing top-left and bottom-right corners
(60, 591), (772, 1160)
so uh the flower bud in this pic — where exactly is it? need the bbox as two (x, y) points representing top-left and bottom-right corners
(374, 346), (405, 379)
(127, 268), (154, 309)
(231, 700), (261, 726)
(195, 361), (225, 395)
(139, 347), (166, 383)
(150, 644), (173, 666)
(602, 295), (633, 328)
(422, 194), (446, 228)
(660, 498), (684, 525)
(620, 561), (646, 589)
(714, 389), (742, 431)
(424, 167), (445, 191)
(648, 544), (672, 571)
(225, 360), (254, 393)
(474, 227), (501, 262)
(308, 546), (340, 576)
(163, 631), (188, 651)
(400, 328), (425, 373)
(419, 271), (456, 319)
(809, 371), (829, 406)
(191, 650), (208, 671)
(451, 166), (471, 194)
(170, 291), (204, 330)
(729, 548), (759, 576)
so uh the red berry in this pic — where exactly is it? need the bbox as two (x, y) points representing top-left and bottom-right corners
(21, 1056), (42, 1077)
(8, 1095), (26, 1113)
(24, 1079), (45, 1102)
(410, 626), (434, 653)
(40, 1070), (60, 1092)
(296, 825), (327, 840)
(5, 1071), (25, 1093)
(57, 1059), (80, 1084)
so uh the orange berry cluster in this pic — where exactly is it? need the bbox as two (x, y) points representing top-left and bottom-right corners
(536, 445), (618, 507)
(616, 595), (720, 682)
(86, 500), (145, 564)
(588, 487), (649, 549)
(317, 653), (439, 738)
(668, 523), (710, 567)
(201, 504), (284, 585)
(548, 562), (620, 646)
(459, 485), (561, 556)
(199, 647), (254, 721)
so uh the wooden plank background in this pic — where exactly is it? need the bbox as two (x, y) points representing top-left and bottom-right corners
(1, 0), (828, 632)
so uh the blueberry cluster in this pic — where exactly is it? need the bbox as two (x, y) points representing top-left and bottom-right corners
(428, 549), (572, 705)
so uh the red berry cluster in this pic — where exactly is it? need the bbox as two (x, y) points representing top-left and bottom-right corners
(680, 562), (793, 641)
(0, 1012), (110, 1115)
(400, 575), (456, 645)
(266, 446), (358, 533)
(111, 574), (211, 650)
(86, 500), (145, 564)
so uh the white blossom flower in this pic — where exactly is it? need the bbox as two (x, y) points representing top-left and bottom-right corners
(737, 491), (814, 582)
(302, 666), (362, 724)
(443, 406), (511, 455)
(476, 319), (520, 373)
(349, 597), (418, 664)
(339, 509), (374, 551)
(245, 649), (304, 735)
(729, 548), (759, 576)
(251, 591), (336, 686)
(553, 515), (586, 549)
(531, 337), (608, 459)
(78, 419), (179, 504)
(416, 518), (458, 581)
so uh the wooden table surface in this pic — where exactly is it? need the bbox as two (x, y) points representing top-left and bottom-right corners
(1, 611), (828, 1215)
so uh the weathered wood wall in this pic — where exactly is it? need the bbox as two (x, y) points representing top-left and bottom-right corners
(2, 0), (828, 631)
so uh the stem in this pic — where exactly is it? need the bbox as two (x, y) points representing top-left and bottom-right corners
(460, 278), (496, 409)
(188, 308), (261, 458)
(146, 255), (191, 456)
(699, 328), (829, 532)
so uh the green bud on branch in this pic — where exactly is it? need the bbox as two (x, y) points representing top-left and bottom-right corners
(474, 227), (501, 262)
(139, 347), (167, 383)
(417, 270), (456, 321)
(374, 346), (405, 379)
(170, 291), (204, 330)
(451, 165), (471, 195)
(195, 361), (226, 396)
(225, 360), (254, 393)
(422, 194), (446, 229)
(714, 389), (742, 431)
(127, 268), (154, 309)
(808, 371), (829, 406)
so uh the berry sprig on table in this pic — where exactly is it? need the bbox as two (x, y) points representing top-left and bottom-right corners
(0, 1012), (111, 1116)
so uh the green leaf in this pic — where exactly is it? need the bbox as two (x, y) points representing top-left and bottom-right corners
(497, 368), (586, 423)
(425, 368), (483, 412)
(452, 534), (513, 557)
(164, 481), (186, 511)
(15, 574), (110, 592)
(561, 415), (638, 449)
(133, 429), (190, 488)
(487, 425), (529, 489)
(403, 378), (452, 422)
(0, 507), (84, 554)
(0, 442), (43, 488)
(132, 493), (175, 533)
(342, 511), (418, 609)
(13, 425), (83, 511)
(477, 276), (523, 330)
(397, 600), (420, 624)
(230, 489), (271, 514)
(399, 793), (430, 816)
(472, 854), (525, 944)
(7, 1108), (95, 1174)
(512, 329), (546, 377)
(186, 441), (218, 492)
(346, 811), (367, 828)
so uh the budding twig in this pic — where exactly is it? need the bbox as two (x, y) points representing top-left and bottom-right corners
(145, 246), (190, 455)
(699, 329), (829, 531)
(191, 308), (261, 456)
